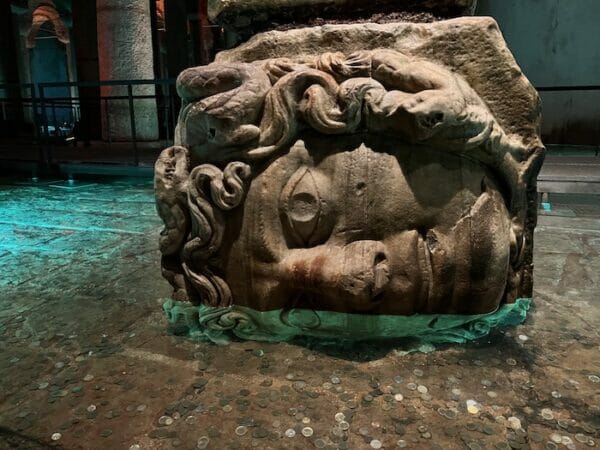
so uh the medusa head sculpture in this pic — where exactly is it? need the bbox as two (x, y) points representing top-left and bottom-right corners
(155, 19), (544, 341)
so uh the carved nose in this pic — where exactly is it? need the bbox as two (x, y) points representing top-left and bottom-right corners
(372, 251), (390, 300)
(340, 240), (390, 303)
(281, 240), (390, 310)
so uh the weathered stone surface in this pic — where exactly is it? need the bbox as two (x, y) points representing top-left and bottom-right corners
(209, 0), (478, 24)
(96, 0), (158, 141)
(209, 0), (478, 44)
(216, 17), (540, 147)
(155, 18), (544, 324)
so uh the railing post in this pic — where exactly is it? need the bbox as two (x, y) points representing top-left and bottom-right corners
(165, 85), (171, 144)
(104, 97), (112, 146)
(38, 84), (50, 166)
(127, 83), (139, 166)
(30, 84), (40, 144)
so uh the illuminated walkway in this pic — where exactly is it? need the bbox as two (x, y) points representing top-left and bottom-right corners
(0, 178), (598, 449)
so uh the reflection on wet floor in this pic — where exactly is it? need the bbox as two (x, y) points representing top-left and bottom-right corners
(539, 193), (600, 218)
(0, 177), (598, 450)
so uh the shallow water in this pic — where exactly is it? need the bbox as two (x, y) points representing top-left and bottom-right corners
(0, 177), (598, 449)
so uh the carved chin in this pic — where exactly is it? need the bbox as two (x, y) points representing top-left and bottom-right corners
(224, 140), (513, 315)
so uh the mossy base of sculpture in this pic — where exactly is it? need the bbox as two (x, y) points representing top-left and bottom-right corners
(163, 298), (531, 345)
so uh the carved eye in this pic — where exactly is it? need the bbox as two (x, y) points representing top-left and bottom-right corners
(280, 166), (333, 247)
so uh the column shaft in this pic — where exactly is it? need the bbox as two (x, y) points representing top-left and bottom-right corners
(96, 0), (158, 141)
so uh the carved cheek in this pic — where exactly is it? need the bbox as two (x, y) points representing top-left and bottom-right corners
(280, 166), (335, 247)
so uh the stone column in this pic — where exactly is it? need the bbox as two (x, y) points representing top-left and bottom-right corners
(72, 1), (101, 142)
(96, 0), (158, 141)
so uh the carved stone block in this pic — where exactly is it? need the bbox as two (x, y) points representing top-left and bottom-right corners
(155, 18), (544, 340)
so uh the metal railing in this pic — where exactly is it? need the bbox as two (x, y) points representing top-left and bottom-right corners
(0, 78), (178, 167)
(1, 81), (599, 169)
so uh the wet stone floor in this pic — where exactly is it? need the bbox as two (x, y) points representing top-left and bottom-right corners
(0, 177), (598, 450)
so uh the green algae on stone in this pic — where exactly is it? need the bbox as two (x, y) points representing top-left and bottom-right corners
(163, 298), (531, 346)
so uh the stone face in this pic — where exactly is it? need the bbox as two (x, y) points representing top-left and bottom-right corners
(155, 18), (544, 323)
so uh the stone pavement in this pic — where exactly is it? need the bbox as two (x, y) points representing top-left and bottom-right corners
(0, 177), (598, 450)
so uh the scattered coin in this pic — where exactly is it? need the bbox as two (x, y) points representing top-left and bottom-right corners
(197, 436), (210, 449)
(51, 433), (61, 441)
(285, 428), (296, 437)
(370, 439), (382, 449)
(541, 408), (554, 420)
(301, 427), (313, 437)
(507, 416), (521, 430)
(466, 400), (480, 415)
(158, 415), (174, 426)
